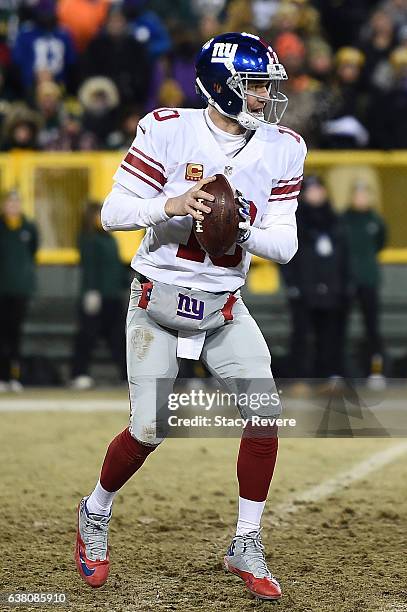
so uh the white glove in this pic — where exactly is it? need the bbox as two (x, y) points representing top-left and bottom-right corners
(235, 190), (251, 244)
(83, 290), (102, 315)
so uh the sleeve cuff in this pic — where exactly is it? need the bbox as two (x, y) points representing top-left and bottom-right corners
(149, 197), (170, 225)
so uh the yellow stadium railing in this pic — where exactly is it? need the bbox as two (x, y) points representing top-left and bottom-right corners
(0, 150), (405, 269)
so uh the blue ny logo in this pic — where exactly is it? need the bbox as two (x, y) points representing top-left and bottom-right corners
(176, 293), (205, 320)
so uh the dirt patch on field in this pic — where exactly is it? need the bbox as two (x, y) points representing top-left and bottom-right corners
(0, 410), (406, 612)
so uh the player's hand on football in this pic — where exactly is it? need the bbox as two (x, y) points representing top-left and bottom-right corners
(235, 190), (251, 244)
(164, 176), (216, 221)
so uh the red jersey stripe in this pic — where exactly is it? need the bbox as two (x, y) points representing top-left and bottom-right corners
(120, 164), (162, 192)
(268, 194), (298, 203)
(272, 180), (302, 196)
(131, 146), (165, 172)
(278, 127), (301, 143)
(276, 175), (303, 185)
(124, 152), (166, 186)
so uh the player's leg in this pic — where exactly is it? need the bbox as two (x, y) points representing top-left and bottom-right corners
(201, 299), (281, 600)
(75, 282), (179, 587)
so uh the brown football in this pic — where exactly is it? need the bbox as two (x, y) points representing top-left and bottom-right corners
(193, 173), (239, 258)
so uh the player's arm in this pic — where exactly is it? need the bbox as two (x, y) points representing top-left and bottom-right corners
(101, 181), (168, 231)
(237, 138), (307, 264)
(102, 180), (215, 231)
(101, 113), (214, 232)
(238, 198), (298, 264)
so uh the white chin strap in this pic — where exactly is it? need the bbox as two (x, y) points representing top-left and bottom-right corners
(237, 111), (261, 131)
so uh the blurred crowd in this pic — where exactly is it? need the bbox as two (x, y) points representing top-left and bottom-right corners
(0, 0), (406, 151)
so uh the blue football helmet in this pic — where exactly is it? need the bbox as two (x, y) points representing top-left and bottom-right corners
(196, 32), (288, 131)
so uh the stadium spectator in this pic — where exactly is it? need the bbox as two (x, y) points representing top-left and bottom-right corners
(251, 0), (280, 33)
(148, 0), (196, 30)
(294, 0), (322, 39)
(280, 176), (348, 381)
(367, 46), (407, 148)
(223, 0), (254, 32)
(79, 6), (150, 107)
(378, 0), (407, 33)
(57, 0), (109, 52)
(164, 29), (202, 107)
(275, 32), (323, 147)
(359, 9), (397, 91)
(270, 2), (300, 38)
(156, 77), (185, 108)
(106, 105), (143, 150)
(313, 0), (381, 49)
(320, 47), (369, 148)
(198, 12), (223, 41)
(70, 202), (128, 390)
(0, 190), (39, 392)
(122, 0), (172, 61)
(35, 79), (64, 149)
(1, 103), (42, 150)
(0, 19), (11, 68)
(77, 77), (120, 149)
(41, 104), (95, 150)
(307, 38), (334, 85)
(341, 181), (387, 387)
(12, 0), (76, 98)
(0, 65), (14, 132)
(271, 0), (321, 41)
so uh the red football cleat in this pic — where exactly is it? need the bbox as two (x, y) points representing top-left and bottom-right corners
(224, 530), (282, 600)
(75, 497), (110, 588)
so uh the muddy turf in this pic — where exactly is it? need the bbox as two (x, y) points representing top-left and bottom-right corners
(0, 392), (406, 612)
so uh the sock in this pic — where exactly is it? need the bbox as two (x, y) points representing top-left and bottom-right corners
(87, 428), (158, 509)
(237, 422), (278, 501)
(235, 422), (278, 535)
(236, 497), (266, 536)
(86, 480), (116, 516)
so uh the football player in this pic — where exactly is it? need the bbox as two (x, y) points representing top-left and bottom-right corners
(75, 32), (306, 600)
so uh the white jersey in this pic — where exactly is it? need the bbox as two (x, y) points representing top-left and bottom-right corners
(104, 107), (307, 292)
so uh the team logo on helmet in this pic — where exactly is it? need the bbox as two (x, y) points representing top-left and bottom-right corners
(211, 42), (238, 63)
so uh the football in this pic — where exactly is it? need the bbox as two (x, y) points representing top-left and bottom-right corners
(193, 173), (240, 258)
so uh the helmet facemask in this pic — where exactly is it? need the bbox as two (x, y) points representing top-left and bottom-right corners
(226, 62), (288, 130)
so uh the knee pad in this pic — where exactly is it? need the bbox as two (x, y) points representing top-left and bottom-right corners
(129, 420), (165, 447)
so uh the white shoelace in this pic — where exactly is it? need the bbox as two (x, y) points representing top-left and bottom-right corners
(82, 514), (110, 561)
(238, 531), (271, 578)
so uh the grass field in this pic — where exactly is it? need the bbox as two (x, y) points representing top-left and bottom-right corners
(1, 390), (407, 612)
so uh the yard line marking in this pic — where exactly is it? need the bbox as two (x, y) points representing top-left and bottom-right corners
(0, 399), (129, 411)
(270, 442), (407, 525)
